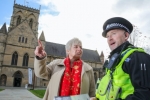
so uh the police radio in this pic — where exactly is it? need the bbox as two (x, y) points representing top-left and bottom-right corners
(105, 42), (127, 70)
(106, 53), (120, 69)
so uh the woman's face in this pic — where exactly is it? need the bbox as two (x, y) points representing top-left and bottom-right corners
(67, 43), (83, 61)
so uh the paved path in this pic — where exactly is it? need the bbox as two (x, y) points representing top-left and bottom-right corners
(0, 88), (42, 100)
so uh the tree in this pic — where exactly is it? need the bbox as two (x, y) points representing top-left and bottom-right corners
(128, 25), (150, 54)
(128, 25), (142, 47)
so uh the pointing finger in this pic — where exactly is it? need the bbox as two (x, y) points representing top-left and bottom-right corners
(38, 40), (43, 49)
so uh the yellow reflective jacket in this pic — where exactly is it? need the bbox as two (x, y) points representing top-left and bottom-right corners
(96, 47), (145, 100)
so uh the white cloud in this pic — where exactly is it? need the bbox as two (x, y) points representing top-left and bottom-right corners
(30, 0), (150, 57)
(112, 0), (150, 36)
(35, 0), (116, 56)
(0, 0), (149, 58)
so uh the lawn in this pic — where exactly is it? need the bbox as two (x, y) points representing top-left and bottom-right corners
(0, 89), (4, 91)
(29, 89), (46, 98)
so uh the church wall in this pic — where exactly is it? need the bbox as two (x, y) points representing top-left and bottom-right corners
(0, 34), (7, 65)
(7, 23), (37, 48)
(3, 54), (11, 65)
(91, 63), (96, 67)
(0, 43), (5, 53)
(12, 4), (39, 38)
(0, 54), (4, 61)
(28, 58), (34, 68)
(35, 76), (42, 87)
(1, 67), (29, 87)
(0, 33), (7, 43)
(6, 77), (14, 86)
(18, 56), (23, 66)
(3, 44), (35, 66)
(96, 63), (102, 68)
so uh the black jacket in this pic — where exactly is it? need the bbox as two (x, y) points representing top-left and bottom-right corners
(109, 41), (150, 100)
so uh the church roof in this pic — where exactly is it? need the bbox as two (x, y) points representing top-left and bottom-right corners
(82, 49), (101, 62)
(0, 23), (7, 34)
(45, 42), (66, 58)
(45, 42), (101, 62)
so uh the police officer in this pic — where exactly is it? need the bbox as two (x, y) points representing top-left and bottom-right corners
(94, 17), (150, 100)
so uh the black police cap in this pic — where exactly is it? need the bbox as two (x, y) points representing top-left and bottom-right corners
(102, 17), (133, 37)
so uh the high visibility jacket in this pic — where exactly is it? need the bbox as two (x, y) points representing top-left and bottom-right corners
(95, 78), (100, 99)
(96, 47), (145, 100)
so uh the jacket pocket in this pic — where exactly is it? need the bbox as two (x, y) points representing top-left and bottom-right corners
(98, 75), (111, 96)
(108, 85), (122, 100)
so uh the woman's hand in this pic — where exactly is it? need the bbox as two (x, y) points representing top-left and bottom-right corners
(90, 97), (97, 100)
(34, 40), (46, 58)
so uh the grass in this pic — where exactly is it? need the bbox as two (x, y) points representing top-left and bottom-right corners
(0, 89), (4, 91)
(29, 89), (46, 98)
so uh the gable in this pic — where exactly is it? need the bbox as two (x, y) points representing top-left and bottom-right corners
(7, 20), (37, 48)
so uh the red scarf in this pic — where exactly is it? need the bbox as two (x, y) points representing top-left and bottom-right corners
(59, 57), (82, 96)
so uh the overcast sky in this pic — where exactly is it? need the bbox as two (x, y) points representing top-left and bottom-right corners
(0, 0), (150, 58)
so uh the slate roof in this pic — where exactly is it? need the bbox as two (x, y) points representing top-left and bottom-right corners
(45, 41), (101, 62)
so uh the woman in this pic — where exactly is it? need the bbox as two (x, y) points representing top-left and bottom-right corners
(34, 38), (96, 100)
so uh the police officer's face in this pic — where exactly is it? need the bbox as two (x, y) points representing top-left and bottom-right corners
(106, 29), (129, 51)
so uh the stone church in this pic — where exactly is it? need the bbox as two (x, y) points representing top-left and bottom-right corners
(0, 1), (104, 87)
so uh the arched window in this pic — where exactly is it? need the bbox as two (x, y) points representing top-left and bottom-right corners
(22, 53), (29, 66)
(18, 37), (21, 42)
(25, 38), (27, 43)
(11, 51), (18, 65)
(22, 37), (24, 43)
(16, 15), (21, 26)
(29, 18), (33, 29)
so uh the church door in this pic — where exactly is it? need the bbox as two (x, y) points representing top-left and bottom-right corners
(13, 71), (22, 87)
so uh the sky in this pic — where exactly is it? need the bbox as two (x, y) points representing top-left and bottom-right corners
(0, 0), (150, 58)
